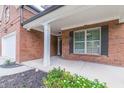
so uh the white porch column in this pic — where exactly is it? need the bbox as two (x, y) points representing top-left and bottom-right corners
(43, 24), (51, 66)
(57, 37), (60, 55)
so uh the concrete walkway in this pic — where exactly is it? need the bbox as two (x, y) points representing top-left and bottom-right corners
(0, 57), (33, 77)
(22, 56), (124, 88)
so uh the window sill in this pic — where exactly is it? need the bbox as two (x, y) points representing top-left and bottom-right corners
(71, 53), (101, 57)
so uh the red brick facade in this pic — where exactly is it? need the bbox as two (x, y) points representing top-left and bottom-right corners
(0, 5), (20, 57)
(0, 5), (57, 63)
(19, 27), (57, 62)
(1, 5), (124, 67)
(62, 20), (124, 67)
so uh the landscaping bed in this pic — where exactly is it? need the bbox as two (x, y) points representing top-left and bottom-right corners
(0, 63), (22, 68)
(0, 68), (47, 88)
(43, 67), (107, 88)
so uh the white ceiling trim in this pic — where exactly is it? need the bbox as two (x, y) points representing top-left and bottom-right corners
(118, 6), (124, 23)
(27, 28), (59, 36)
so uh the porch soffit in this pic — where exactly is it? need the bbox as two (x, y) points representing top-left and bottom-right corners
(23, 6), (124, 36)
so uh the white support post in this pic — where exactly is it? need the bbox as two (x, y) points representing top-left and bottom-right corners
(57, 37), (60, 55)
(43, 24), (51, 66)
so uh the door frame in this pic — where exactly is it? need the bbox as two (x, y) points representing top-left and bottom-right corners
(2, 31), (16, 60)
(57, 36), (62, 56)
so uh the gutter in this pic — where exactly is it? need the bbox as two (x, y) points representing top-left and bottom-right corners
(26, 5), (41, 13)
(22, 5), (64, 26)
(20, 5), (24, 24)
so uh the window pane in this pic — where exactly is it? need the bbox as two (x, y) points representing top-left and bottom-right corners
(87, 41), (100, 54)
(92, 41), (100, 54)
(87, 42), (92, 53)
(87, 29), (100, 41)
(74, 31), (85, 41)
(75, 42), (85, 53)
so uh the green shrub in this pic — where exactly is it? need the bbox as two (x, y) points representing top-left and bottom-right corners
(43, 67), (107, 88)
(5, 59), (11, 65)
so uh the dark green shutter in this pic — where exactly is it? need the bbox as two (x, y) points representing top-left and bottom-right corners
(101, 25), (109, 56)
(69, 31), (74, 53)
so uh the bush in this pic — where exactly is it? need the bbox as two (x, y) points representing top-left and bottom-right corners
(5, 59), (11, 65)
(43, 67), (107, 88)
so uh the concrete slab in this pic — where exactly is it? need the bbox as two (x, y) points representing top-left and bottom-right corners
(22, 56), (124, 88)
(0, 57), (33, 77)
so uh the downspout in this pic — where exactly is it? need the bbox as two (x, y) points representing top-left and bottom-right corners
(20, 5), (24, 25)
(17, 5), (24, 63)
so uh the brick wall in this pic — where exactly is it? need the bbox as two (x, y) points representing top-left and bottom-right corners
(23, 8), (38, 21)
(0, 5), (57, 63)
(18, 6), (57, 62)
(19, 27), (57, 62)
(62, 20), (124, 67)
(51, 35), (57, 56)
(0, 5), (20, 56)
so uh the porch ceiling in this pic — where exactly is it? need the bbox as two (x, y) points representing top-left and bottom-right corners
(23, 5), (124, 36)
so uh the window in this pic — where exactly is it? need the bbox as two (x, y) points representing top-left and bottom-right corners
(4, 6), (10, 23)
(74, 28), (101, 55)
(86, 28), (101, 54)
(74, 31), (85, 54)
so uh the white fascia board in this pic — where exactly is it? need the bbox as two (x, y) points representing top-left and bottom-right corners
(24, 6), (38, 15)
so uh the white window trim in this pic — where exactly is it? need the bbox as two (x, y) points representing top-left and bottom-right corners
(73, 27), (101, 55)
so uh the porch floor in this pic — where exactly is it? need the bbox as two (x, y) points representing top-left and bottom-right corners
(22, 56), (124, 88)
